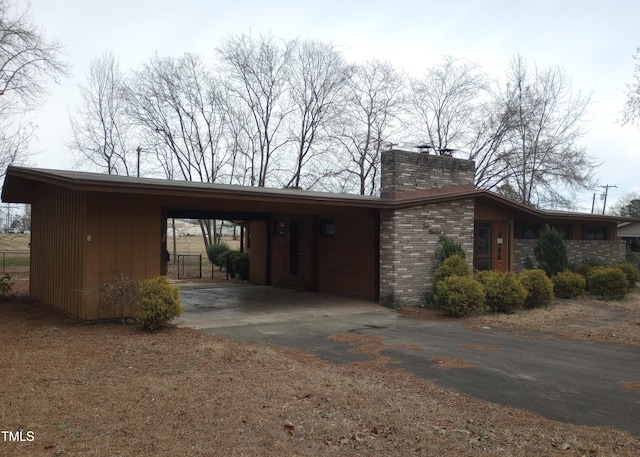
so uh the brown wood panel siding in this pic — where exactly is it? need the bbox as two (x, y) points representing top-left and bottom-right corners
(247, 221), (268, 285)
(474, 202), (510, 221)
(30, 184), (85, 318)
(83, 192), (162, 319)
(316, 214), (378, 300)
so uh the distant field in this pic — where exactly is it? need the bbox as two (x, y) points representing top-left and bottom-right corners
(167, 234), (240, 257)
(0, 233), (30, 250)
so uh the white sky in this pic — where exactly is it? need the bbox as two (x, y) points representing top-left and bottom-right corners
(26, 0), (640, 212)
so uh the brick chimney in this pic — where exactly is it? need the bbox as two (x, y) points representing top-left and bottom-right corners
(381, 149), (475, 199)
(378, 149), (476, 308)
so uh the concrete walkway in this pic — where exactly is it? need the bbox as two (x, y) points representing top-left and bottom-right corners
(176, 284), (640, 436)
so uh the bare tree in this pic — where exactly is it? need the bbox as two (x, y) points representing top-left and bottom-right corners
(622, 47), (640, 127)
(0, 0), (67, 176)
(409, 56), (486, 154)
(285, 39), (351, 189)
(217, 33), (293, 187)
(124, 53), (229, 249)
(497, 55), (596, 208)
(609, 191), (640, 217)
(334, 59), (405, 195)
(68, 52), (135, 175)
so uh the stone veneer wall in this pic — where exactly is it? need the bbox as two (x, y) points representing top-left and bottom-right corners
(513, 239), (627, 271)
(378, 150), (477, 308)
(379, 200), (475, 307)
(381, 150), (475, 193)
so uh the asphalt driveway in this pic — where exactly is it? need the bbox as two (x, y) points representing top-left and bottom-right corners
(176, 284), (640, 436)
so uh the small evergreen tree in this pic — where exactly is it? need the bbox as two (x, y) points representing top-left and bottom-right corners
(533, 225), (568, 277)
(435, 237), (465, 264)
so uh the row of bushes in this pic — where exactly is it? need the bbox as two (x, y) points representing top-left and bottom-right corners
(206, 242), (250, 280)
(433, 255), (555, 317)
(431, 254), (640, 317)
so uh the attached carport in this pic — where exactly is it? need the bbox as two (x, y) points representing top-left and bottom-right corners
(1, 166), (382, 320)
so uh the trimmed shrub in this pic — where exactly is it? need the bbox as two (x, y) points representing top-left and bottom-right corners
(533, 225), (569, 277)
(611, 262), (640, 290)
(207, 242), (231, 270)
(475, 271), (527, 314)
(552, 270), (586, 299)
(434, 254), (472, 285)
(586, 267), (629, 300)
(227, 250), (250, 280)
(434, 276), (487, 317)
(435, 237), (465, 263)
(573, 257), (607, 279)
(519, 269), (554, 309)
(136, 276), (184, 330)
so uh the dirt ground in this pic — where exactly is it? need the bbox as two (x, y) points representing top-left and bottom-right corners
(1, 275), (640, 456)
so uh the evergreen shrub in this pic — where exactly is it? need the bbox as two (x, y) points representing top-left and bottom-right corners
(519, 269), (554, 309)
(533, 225), (569, 277)
(611, 262), (640, 290)
(552, 270), (586, 299)
(435, 237), (465, 264)
(227, 250), (250, 280)
(207, 242), (231, 270)
(573, 258), (607, 279)
(475, 270), (527, 314)
(136, 276), (184, 330)
(434, 254), (472, 286)
(434, 276), (486, 317)
(586, 267), (629, 300)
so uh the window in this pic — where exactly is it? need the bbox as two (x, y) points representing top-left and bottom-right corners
(318, 218), (335, 237)
(514, 223), (540, 239)
(474, 222), (492, 270)
(582, 226), (608, 240)
(272, 220), (285, 237)
(550, 224), (571, 240)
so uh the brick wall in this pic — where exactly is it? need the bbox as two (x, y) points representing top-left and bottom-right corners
(378, 150), (476, 308)
(379, 200), (475, 307)
(513, 239), (627, 271)
(381, 149), (475, 194)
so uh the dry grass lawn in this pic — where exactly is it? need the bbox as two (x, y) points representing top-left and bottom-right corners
(1, 275), (640, 456)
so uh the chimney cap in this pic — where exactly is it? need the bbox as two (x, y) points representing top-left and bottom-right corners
(415, 144), (434, 153)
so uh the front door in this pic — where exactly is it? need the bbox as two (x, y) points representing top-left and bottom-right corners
(474, 222), (510, 272)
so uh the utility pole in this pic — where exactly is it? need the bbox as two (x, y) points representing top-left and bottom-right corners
(600, 184), (618, 215)
(591, 193), (596, 214)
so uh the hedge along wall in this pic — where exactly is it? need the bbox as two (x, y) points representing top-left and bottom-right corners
(513, 239), (627, 271)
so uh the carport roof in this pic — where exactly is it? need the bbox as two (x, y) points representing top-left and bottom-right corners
(1, 166), (383, 208)
(2, 166), (638, 224)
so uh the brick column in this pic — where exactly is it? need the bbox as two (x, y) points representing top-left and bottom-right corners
(379, 150), (475, 308)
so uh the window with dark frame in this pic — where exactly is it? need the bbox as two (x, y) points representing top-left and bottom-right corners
(318, 218), (335, 237)
(474, 222), (492, 271)
(513, 223), (540, 239)
(582, 225), (608, 240)
(550, 224), (571, 240)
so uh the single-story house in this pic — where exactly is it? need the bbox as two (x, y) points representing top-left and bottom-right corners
(2, 149), (636, 319)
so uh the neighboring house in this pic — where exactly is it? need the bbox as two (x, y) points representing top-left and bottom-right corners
(2, 149), (636, 319)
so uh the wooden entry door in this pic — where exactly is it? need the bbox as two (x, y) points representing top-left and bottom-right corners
(493, 222), (509, 272)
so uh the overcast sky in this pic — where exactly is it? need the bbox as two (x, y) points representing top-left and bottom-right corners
(27, 0), (640, 212)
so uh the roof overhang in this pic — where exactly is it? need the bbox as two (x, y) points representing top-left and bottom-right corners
(3, 166), (635, 225)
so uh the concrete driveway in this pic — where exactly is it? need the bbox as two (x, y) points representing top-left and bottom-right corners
(176, 284), (640, 436)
